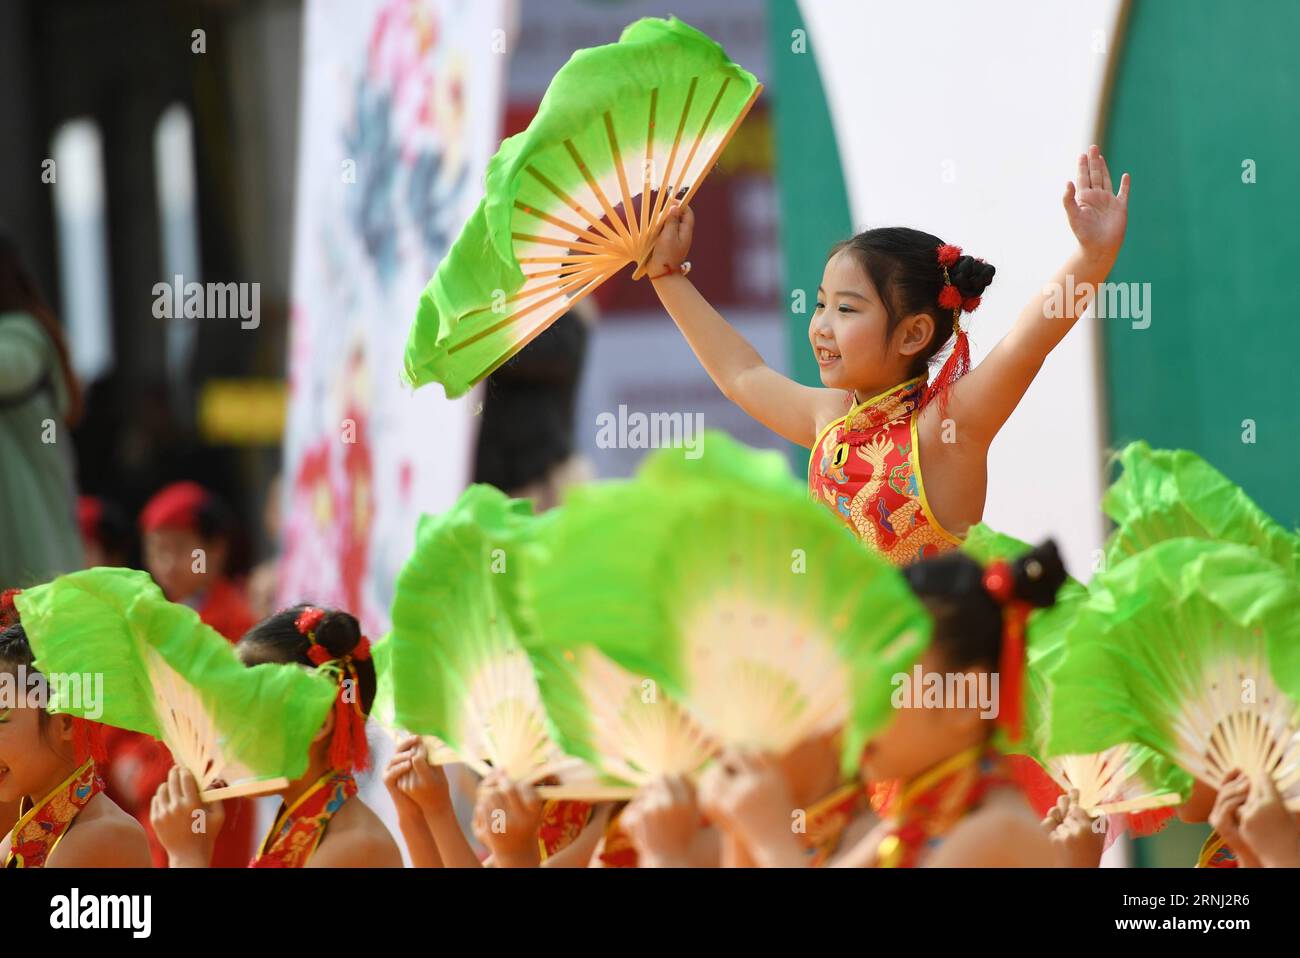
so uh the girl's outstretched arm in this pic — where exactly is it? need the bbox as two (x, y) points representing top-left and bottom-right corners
(934, 145), (1130, 449)
(649, 204), (843, 448)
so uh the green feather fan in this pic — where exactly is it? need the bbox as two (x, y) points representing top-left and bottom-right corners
(1104, 441), (1300, 576)
(1048, 537), (1300, 808)
(523, 432), (932, 778)
(403, 16), (761, 397)
(373, 485), (586, 787)
(15, 568), (337, 800)
(961, 524), (1190, 816)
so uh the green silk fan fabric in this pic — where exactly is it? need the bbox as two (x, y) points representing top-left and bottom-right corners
(521, 431), (932, 776)
(403, 16), (761, 396)
(1104, 441), (1300, 576)
(15, 568), (337, 782)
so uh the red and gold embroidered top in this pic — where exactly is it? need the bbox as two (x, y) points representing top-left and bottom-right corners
(4, 758), (103, 868)
(249, 769), (357, 868)
(808, 376), (962, 565)
(1196, 831), (1238, 869)
(802, 781), (872, 867)
(537, 799), (593, 861)
(868, 746), (1011, 868)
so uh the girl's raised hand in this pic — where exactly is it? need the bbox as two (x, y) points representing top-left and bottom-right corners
(1239, 774), (1300, 868)
(648, 202), (694, 277)
(149, 765), (224, 868)
(621, 775), (700, 866)
(1063, 144), (1130, 262)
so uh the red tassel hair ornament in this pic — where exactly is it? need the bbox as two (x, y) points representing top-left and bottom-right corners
(981, 560), (1030, 743)
(922, 244), (983, 417)
(294, 606), (371, 772)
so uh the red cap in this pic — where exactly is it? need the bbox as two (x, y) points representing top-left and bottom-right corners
(139, 481), (211, 533)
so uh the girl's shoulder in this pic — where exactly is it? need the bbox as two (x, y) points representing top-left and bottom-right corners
(311, 795), (403, 868)
(47, 793), (152, 868)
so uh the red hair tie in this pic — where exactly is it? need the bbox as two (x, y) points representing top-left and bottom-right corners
(294, 606), (370, 772)
(0, 588), (21, 630)
(982, 560), (1029, 742)
(922, 244), (979, 417)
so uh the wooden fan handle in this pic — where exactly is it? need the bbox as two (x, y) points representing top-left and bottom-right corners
(200, 777), (290, 802)
(534, 784), (640, 802)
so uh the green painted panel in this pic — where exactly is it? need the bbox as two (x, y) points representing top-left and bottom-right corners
(1103, 0), (1300, 530)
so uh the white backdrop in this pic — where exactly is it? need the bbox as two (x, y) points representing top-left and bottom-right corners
(279, 0), (513, 858)
(798, 0), (1124, 579)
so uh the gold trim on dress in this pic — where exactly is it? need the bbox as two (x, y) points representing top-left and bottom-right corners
(806, 375), (926, 484)
(908, 414), (964, 547)
(4, 758), (97, 868)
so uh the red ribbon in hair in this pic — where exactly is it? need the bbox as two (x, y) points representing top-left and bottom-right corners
(0, 588), (21, 630)
(294, 606), (370, 772)
(981, 560), (1030, 742)
(922, 245), (979, 417)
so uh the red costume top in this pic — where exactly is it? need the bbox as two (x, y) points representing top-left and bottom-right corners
(537, 799), (593, 860)
(4, 759), (103, 868)
(808, 376), (962, 565)
(803, 781), (872, 867)
(250, 769), (358, 868)
(867, 746), (1013, 867)
(1196, 831), (1238, 868)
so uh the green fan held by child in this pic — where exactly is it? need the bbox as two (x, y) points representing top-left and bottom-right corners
(646, 146), (1130, 565)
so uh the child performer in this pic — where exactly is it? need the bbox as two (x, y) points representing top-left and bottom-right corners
(647, 147), (1129, 563)
(150, 605), (402, 867)
(0, 591), (151, 868)
(829, 541), (1067, 866)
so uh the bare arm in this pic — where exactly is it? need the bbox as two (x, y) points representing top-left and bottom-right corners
(934, 146), (1130, 450)
(650, 205), (842, 448)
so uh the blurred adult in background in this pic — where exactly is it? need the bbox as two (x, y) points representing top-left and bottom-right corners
(0, 230), (84, 587)
(473, 300), (596, 511)
(77, 494), (136, 569)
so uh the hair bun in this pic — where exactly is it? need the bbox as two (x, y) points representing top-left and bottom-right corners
(948, 255), (996, 298)
(313, 609), (362, 658)
(1011, 540), (1067, 609)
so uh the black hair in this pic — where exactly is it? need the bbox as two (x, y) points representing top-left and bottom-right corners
(903, 540), (1066, 670)
(237, 605), (376, 715)
(87, 499), (136, 564)
(829, 227), (997, 378)
(0, 620), (55, 739)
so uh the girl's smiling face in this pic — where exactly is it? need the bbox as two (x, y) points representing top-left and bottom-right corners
(808, 249), (934, 396)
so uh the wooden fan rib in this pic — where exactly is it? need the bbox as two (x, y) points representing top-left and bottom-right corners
(639, 88), (658, 238)
(674, 80), (762, 212)
(448, 260), (622, 355)
(511, 231), (616, 257)
(513, 200), (626, 258)
(632, 76), (699, 278)
(449, 255), (617, 341)
(522, 165), (626, 252)
(201, 778), (290, 802)
(603, 111), (641, 253)
(563, 139), (636, 252)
